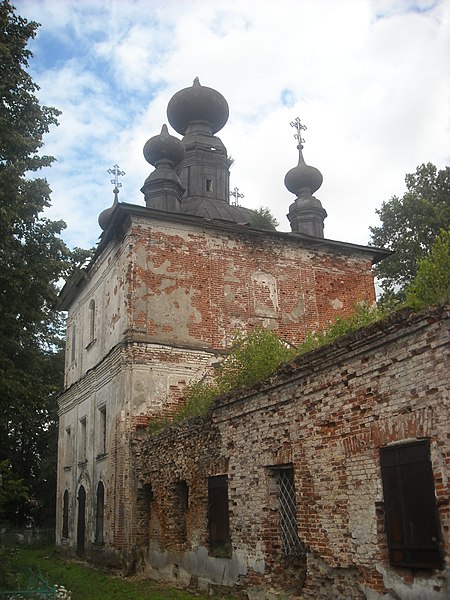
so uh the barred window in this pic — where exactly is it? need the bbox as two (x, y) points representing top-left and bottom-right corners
(272, 465), (304, 557)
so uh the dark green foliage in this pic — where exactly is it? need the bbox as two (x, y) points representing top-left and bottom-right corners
(0, 1), (89, 528)
(251, 206), (279, 230)
(176, 328), (296, 421)
(369, 163), (450, 302)
(404, 227), (450, 310)
(0, 543), (20, 589)
(172, 306), (383, 425)
(297, 302), (384, 354)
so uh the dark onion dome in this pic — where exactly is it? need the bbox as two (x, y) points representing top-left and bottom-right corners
(98, 191), (118, 230)
(284, 143), (323, 197)
(167, 77), (229, 135)
(143, 124), (185, 167)
(285, 159), (323, 197)
(178, 197), (276, 231)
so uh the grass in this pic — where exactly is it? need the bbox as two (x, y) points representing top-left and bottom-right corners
(4, 545), (236, 600)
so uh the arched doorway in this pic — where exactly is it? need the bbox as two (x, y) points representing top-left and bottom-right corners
(76, 484), (86, 556)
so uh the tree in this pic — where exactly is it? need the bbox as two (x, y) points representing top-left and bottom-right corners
(251, 206), (279, 230)
(369, 163), (450, 301)
(404, 227), (450, 310)
(0, 1), (89, 528)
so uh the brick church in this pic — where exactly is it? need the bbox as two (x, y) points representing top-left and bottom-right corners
(55, 80), (449, 599)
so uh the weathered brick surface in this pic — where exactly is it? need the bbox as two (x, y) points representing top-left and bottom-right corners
(56, 211), (380, 574)
(129, 218), (376, 350)
(132, 304), (450, 599)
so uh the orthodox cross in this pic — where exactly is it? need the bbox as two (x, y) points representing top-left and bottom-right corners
(230, 187), (244, 206)
(290, 117), (307, 150)
(107, 164), (125, 194)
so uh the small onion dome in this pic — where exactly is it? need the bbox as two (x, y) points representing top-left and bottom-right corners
(167, 77), (229, 135)
(143, 124), (185, 167)
(98, 191), (118, 230)
(284, 152), (323, 197)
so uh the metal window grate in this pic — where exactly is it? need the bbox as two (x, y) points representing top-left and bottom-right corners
(278, 467), (304, 557)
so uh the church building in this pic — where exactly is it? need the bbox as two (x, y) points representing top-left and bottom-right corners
(54, 79), (444, 598)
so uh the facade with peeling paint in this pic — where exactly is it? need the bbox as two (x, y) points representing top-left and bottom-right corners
(55, 81), (430, 596)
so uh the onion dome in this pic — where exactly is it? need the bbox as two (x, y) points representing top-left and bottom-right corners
(285, 118), (326, 237)
(141, 124), (185, 211)
(284, 146), (323, 197)
(98, 192), (118, 230)
(143, 124), (185, 167)
(99, 164), (125, 230)
(167, 77), (229, 135)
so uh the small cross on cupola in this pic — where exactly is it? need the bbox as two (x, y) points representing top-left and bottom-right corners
(230, 187), (244, 206)
(98, 164), (126, 231)
(107, 164), (126, 201)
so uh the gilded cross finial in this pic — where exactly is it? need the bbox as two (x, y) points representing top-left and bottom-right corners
(290, 117), (307, 151)
(107, 164), (125, 195)
(230, 187), (244, 206)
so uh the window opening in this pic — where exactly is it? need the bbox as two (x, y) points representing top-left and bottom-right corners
(70, 324), (77, 364)
(208, 475), (231, 557)
(273, 465), (304, 557)
(62, 490), (69, 539)
(95, 481), (105, 544)
(172, 480), (189, 543)
(136, 483), (153, 548)
(88, 299), (96, 344)
(76, 485), (86, 556)
(380, 440), (443, 569)
(65, 426), (72, 465)
(79, 417), (87, 463)
(98, 406), (106, 455)
(206, 179), (214, 192)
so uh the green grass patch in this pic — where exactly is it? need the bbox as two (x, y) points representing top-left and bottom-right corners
(2, 545), (235, 600)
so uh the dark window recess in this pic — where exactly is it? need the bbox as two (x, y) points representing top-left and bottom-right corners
(76, 485), (86, 556)
(95, 481), (105, 545)
(274, 466), (304, 557)
(208, 475), (231, 557)
(136, 483), (153, 548)
(380, 440), (443, 569)
(62, 490), (69, 539)
(172, 480), (189, 543)
(206, 179), (213, 192)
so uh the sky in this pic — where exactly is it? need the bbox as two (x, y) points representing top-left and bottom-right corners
(15, 0), (450, 251)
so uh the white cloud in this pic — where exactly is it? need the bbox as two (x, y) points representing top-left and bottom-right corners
(15, 0), (450, 249)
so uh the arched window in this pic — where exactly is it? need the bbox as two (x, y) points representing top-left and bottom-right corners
(95, 481), (105, 545)
(62, 490), (69, 539)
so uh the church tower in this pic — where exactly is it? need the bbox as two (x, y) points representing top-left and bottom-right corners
(55, 79), (387, 568)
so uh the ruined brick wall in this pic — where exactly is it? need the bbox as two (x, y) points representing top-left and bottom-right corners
(129, 217), (376, 350)
(132, 304), (450, 599)
(56, 209), (381, 570)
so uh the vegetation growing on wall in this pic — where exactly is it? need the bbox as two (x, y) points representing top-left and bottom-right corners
(145, 303), (385, 431)
(152, 249), (450, 432)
